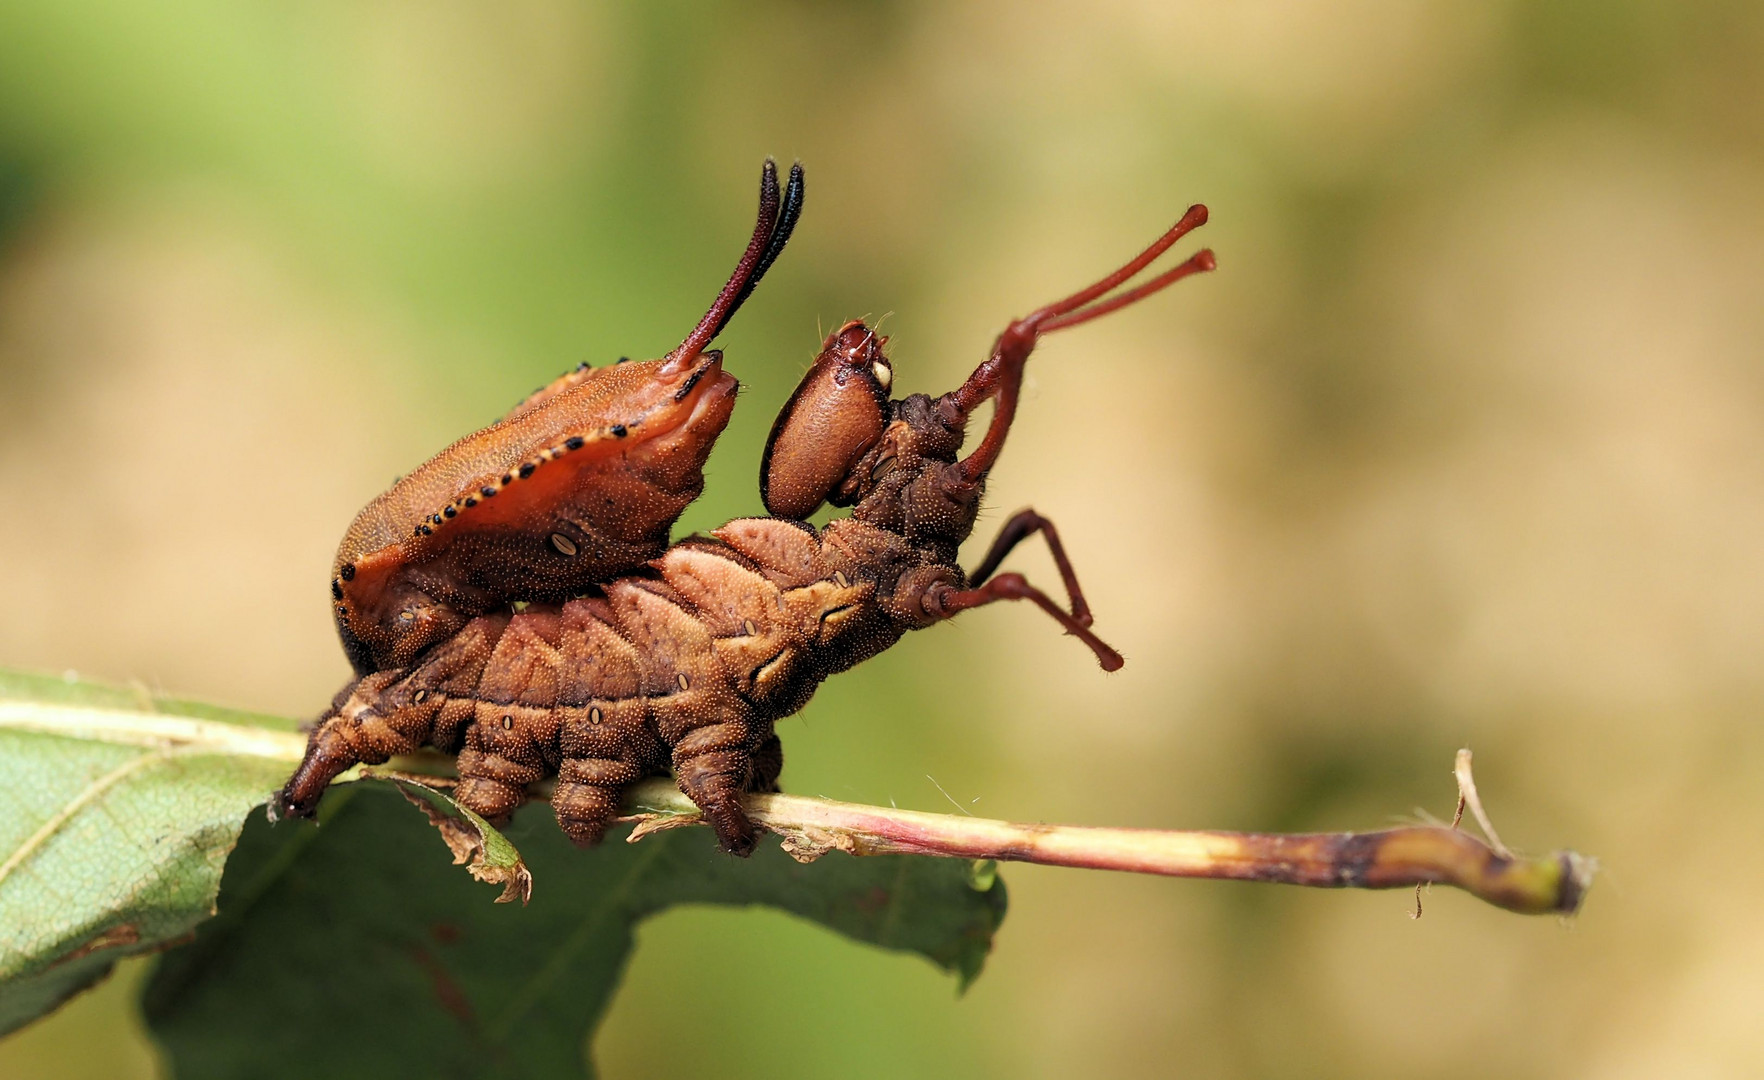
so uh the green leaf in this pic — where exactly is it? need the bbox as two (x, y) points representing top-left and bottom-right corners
(0, 670), (304, 1035)
(0, 669), (1008, 1073)
(144, 781), (1008, 1080)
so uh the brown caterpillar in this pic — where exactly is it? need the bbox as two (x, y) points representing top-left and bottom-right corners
(279, 180), (1214, 856)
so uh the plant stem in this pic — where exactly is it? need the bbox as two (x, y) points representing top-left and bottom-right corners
(1, 701), (1588, 914)
(618, 776), (1592, 917)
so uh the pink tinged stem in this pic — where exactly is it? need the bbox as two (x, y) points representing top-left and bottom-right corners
(615, 766), (1592, 917)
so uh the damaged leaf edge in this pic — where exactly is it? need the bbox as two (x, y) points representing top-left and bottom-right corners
(367, 771), (533, 905)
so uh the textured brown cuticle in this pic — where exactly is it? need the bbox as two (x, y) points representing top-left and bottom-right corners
(327, 162), (803, 676)
(280, 171), (1214, 856)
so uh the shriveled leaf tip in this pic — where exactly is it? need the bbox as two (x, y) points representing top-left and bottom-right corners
(381, 775), (533, 905)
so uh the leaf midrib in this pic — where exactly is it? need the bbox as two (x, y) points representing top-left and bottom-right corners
(0, 702), (307, 760)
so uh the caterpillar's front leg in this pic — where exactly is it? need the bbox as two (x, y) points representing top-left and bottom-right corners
(670, 717), (762, 856)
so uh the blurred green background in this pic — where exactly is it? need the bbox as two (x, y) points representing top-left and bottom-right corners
(3, 0), (1762, 1076)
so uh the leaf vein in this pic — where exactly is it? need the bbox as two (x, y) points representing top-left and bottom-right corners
(0, 749), (174, 891)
